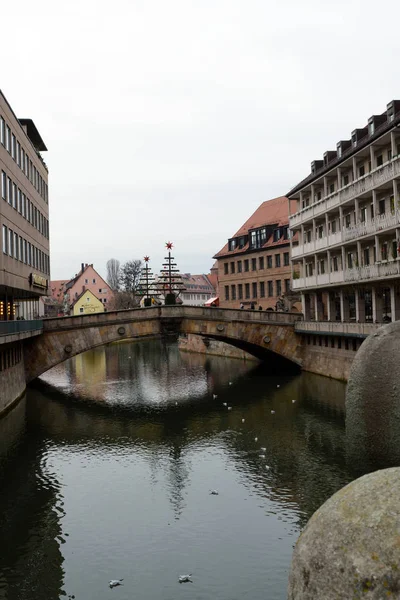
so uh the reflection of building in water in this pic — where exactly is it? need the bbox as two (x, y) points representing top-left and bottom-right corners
(69, 347), (107, 400)
(0, 400), (65, 600)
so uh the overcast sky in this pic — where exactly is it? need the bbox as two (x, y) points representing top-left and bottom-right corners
(2, 0), (400, 280)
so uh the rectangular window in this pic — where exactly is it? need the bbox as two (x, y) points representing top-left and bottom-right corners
(252, 282), (257, 298)
(0, 117), (4, 145)
(388, 149), (392, 161)
(363, 248), (370, 266)
(275, 254), (281, 268)
(1, 171), (6, 200)
(284, 252), (289, 266)
(224, 286), (229, 301)
(24, 239), (27, 264)
(224, 263), (228, 275)
(331, 219), (337, 234)
(251, 258), (257, 271)
(276, 280), (282, 296)
(231, 285), (236, 300)
(359, 164), (365, 177)
(379, 199), (385, 215)
(273, 228), (281, 242)
(2, 225), (7, 254)
(17, 188), (22, 213)
(342, 174), (349, 186)
(238, 283), (243, 299)
(5, 126), (10, 152)
(259, 256), (264, 270)
(230, 262), (235, 274)
(285, 279), (290, 293)
(345, 213), (351, 228)
(237, 260), (242, 273)
(17, 142), (21, 167)
(11, 134), (16, 159)
(245, 283), (250, 299)
(244, 259), (249, 272)
(268, 281), (273, 297)
(19, 236), (23, 262)
(260, 281), (265, 297)
(360, 207), (367, 223)
(13, 232), (18, 259)
(12, 183), (16, 209)
(8, 229), (13, 258)
(92, 278), (96, 283)
(377, 154), (383, 167)
(7, 178), (12, 205)
(390, 195), (395, 214)
(329, 183), (335, 194)
(267, 255), (272, 268)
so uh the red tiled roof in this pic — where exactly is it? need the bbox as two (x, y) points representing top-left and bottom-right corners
(213, 196), (296, 259)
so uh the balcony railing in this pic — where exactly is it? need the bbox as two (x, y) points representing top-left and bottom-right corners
(343, 211), (400, 241)
(290, 155), (400, 227)
(292, 231), (343, 257)
(345, 260), (400, 282)
(0, 319), (43, 336)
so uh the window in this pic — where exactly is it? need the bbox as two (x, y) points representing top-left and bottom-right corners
(360, 207), (367, 223)
(0, 117), (4, 145)
(19, 236), (23, 262)
(14, 232), (18, 259)
(283, 227), (289, 240)
(276, 280), (282, 296)
(238, 237), (245, 248)
(8, 229), (13, 258)
(12, 183), (16, 209)
(345, 213), (351, 228)
(331, 219), (337, 234)
(245, 283), (250, 299)
(381, 243), (388, 261)
(268, 281), (273, 297)
(80, 307), (84, 314)
(230, 262), (235, 274)
(284, 252), (289, 266)
(363, 248), (370, 266)
(2, 225), (7, 254)
(7, 178), (12, 205)
(229, 239), (236, 251)
(1, 171), (6, 200)
(11, 134), (16, 159)
(319, 259), (325, 275)
(260, 281), (265, 297)
(244, 259), (249, 272)
(267, 255), (272, 268)
(224, 286), (229, 301)
(231, 285), (236, 300)
(317, 191), (322, 201)
(306, 230), (311, 243)
(17, 142), (21, 167)
(275, 254), (281, 268)
(85, 278), (89, 284)
(273, 228), (281, 242)
(251, 258), (257, 271)
(87, 297), (90, 302)
(252, 282), (257, 298)
(388, 149), (392, 161)
(359, 165), (365, 177)
(377, 154), (383, 167)
(390, 195), (395, 214)
(379, 199), (385, 215)
(259, 256), (264, 270)
(5, 126), (10, 152)
(224, 263), (228, 275)
(318, 225), (324, 239)
(238, 284), (243, 299)
(392, 240), (398, 260)
(285, 279), (290, 293)
(237, 260), (242, 273)
(342, 174), (349, 186)
(347, 252), (354, 269)
(329, 183), (335, 194)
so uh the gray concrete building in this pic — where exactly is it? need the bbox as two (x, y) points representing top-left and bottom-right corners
(0, 89), (50, 320)
(289, 100), (400, 327)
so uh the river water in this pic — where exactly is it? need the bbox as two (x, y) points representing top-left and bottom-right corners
(0, 339), (393, 600)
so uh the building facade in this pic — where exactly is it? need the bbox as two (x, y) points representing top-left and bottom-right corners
(1, 90), (50, 319)
(50, 264), (113, 314)
(214, 196), (299, 310)
(71, 289), (105, 316)
(180, 273), (216, 306)
(289, 100), (400, 325)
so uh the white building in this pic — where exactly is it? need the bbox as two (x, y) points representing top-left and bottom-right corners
(289, 100), (400, 325)
(180, 274), (215, 306)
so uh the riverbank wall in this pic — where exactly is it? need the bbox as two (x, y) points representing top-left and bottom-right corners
(179, 333), (357, 381)
(0, 341), (26, 415)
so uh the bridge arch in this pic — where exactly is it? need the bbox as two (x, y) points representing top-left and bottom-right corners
(23, 306), (303, 382)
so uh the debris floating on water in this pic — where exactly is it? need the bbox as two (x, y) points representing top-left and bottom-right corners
(259, 454), (266, 458)
(179, 574), (193, 584)
(210, 490), (219, 495)
(260, 447), (266, 452)
(109, 579), (124, 589)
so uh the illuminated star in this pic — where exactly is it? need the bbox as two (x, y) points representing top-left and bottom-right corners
(166, 241), (173, 249)
(144, 256), (150, 262)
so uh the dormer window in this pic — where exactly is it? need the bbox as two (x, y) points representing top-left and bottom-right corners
(337, 144), (342, 158)
(369, 122), (375, 135)
(273, 228), (281, 242)
(351, 133), (357, 147)
(238, 236), (245, 248)
(229, 239), (236, 251)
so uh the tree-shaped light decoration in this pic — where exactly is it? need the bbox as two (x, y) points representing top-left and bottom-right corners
(156, 242), (186, 305)
(137, 256), (160, 307)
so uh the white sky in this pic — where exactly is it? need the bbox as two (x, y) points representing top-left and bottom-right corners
(2, 0), (400, 280)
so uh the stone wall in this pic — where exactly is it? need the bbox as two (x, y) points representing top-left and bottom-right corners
(301, 343), (355, 381)
(179, 334), (259, 361)
(0, 353), (26, 414)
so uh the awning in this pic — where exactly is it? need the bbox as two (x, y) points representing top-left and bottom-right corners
(205, 297), (219, 306)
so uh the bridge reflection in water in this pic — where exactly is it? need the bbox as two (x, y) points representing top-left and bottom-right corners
(0, 339), (395, 600)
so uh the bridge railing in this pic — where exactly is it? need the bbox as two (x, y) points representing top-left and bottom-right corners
(0, 319), (43, 336)
(42, 305), (303, 332)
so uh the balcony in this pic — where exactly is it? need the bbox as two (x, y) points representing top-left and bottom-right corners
(292, 231), (343, 258)
(343, 211), (400, 242)
(345, 260), (400, 282)
(295, 320), (380, 338)
(290, 155), (400, 227)
(0, 319), (43, 345)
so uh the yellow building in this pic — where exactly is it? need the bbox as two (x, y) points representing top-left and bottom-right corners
(72, 289), (105, 316)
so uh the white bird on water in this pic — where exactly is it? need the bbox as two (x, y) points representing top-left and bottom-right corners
(210, 489), (219, 495)
(228, 406), (232, 411)
(109, 579), (124, 589)
(242, 418), (245, 423)
(213, 394), (218, 399)
(179, 574), (193, 584)
(223, 402), (227, 407)
(229, 382), (233, 385)
(254, 437), (258, 442)
(260, 447), (266, 452)
(292, 399), (296, 403)
(259, 454), (266, 459)
(277, 385), (280, 388)
(265, 465), (271, 470)
(271, 410), (276, 414)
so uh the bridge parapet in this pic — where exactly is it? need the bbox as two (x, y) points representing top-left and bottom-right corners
(42, 305), (302, 332)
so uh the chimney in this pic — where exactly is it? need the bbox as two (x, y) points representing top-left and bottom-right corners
(81, 263), (85, 273)
(85, 263), (88, 268)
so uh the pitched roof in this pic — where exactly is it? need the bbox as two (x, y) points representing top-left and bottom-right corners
(213, 196), (295, 258)
(71, 288), (101, 306)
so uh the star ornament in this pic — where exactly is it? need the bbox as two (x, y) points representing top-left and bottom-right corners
(166, 241), (174, 249)
(144, 256), (150, 262)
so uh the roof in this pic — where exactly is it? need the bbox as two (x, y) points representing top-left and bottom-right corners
(181, 273), (215, 292)
(71, 288), (101, 306)
(205, 272), (218, 291)
(213, 196), (295, 259)
(18, 118), (48, 151)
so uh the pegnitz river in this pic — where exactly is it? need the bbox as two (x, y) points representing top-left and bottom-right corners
(0, 339), (394, 600)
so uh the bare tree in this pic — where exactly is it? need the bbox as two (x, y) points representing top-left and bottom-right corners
(106, 258), (121, 291)
(120, 259), (142, 293)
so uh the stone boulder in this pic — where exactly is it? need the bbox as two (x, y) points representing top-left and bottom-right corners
(288, 467), (400, 599)
(346, 321), (400, 467)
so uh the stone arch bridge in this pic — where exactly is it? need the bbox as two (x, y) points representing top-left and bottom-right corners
(23, 306), (303, 382)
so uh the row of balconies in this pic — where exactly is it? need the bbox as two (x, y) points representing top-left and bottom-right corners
(292, 259), (400, 290)
(292, 211), (400, 258)
(289, 155), (400, 228)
